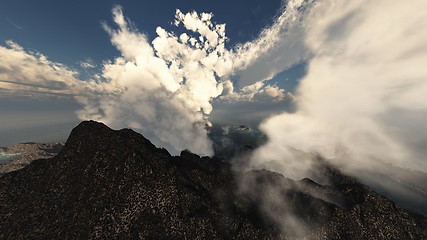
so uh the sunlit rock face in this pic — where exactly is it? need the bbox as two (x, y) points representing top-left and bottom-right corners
(0, 121), (426, 239)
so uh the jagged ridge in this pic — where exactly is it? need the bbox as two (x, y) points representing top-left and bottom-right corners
(0, 121), (426, 239)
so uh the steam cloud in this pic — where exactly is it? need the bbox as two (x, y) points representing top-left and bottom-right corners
(76, 5), (292, 156)
(77, 6), (228, 156)
(249, 0), (427, 177)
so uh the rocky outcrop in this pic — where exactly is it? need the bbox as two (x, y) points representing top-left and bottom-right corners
(0, 121), (426, 239)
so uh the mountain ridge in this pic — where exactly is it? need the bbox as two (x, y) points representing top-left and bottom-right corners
(1, 121), (426, 239)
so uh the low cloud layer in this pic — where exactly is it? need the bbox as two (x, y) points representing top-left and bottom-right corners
(250, 0), (427, 177)
(0, 41), (83, 99)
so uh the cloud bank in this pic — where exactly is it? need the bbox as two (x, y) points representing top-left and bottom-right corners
(249, 0), (427, 178)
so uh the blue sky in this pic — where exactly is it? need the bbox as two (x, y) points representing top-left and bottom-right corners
(1, 0), (283, 71)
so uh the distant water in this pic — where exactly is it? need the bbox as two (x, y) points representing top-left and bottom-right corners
(0, 153), (20, 163)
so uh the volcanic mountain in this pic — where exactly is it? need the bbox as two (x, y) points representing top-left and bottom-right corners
(0, 121), (426, 239)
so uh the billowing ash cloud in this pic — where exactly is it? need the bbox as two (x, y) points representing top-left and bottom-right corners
(75, 5), (295, 156)
(76, 6), (228, 156)
(249, 0), (427, 178)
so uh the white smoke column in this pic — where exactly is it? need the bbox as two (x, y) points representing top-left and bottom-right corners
(77, 6), (229, 156)
(250, 0), (427, 178)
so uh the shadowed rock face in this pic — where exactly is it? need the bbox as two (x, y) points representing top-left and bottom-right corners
(0, 121), (426, 239)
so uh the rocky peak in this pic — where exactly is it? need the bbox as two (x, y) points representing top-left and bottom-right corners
(0, 121), (426, 239)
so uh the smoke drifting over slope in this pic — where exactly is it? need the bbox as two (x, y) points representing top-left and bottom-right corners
(250, 0), (427, 177)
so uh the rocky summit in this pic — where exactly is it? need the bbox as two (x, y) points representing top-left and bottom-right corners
(0, 121), (426, 239)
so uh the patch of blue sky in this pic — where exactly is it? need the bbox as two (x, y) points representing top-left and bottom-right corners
(269, 61), (308, 93)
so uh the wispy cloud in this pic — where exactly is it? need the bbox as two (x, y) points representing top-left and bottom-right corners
(5, 17), (23, 31)
(79, 59), (96, 69)
(231, 0), (314, 87)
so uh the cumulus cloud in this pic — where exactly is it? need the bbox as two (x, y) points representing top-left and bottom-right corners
(76, 6), (232, 156)
(0, 40), (84, 98)
(221, 80), (294, 103)
(249, 0), (427, 178)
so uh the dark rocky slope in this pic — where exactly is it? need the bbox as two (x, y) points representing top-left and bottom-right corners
(0, 121), (426, 239)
